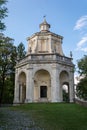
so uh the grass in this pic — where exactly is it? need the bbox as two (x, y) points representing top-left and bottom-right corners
(11, 103), (87, 130)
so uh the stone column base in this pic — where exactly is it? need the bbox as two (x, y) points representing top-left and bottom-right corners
(25, 99), (33, 103)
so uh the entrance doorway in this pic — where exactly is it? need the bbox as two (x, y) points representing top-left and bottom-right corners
(40, 86), (47, 98)
(34, 69), (51, 101)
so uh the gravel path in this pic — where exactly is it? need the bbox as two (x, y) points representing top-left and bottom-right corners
(0, 107), (44, 130)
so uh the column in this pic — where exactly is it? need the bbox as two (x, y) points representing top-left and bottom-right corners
(13, 71), (20, 104)
(25, 67), (33, 103)
(51, 65), (60, 102)
(69, 71), (74, 102)
(20, 84), (23, 103)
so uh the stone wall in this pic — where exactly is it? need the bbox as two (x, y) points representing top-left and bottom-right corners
(75, 98), (87, 107)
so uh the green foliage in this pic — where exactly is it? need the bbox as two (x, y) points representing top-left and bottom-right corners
(77, 55), (87, 76)
(76, 77), (87, 100)
(17, 42), (26, 59)
(76, 55), (87, 100)
(2, 77), (14, 103)
(63, 89), (69, 102)
(0, 0), (8, 31)
(0, 33), (16, 78)
(0, 33), (17, 104)
(0, 34), (26, 104)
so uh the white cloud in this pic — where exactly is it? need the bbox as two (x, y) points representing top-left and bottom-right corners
(76, 35), (87, 52)
(74, 15), (87, 52)
(74, 15), (87, 30)
(77, 35), (87, 47)
(81, 48), (87, 52)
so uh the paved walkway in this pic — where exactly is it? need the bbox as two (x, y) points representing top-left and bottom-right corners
(0, 107), (44, 130)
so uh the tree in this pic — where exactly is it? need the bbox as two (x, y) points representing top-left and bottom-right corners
(76, 55), (87, 100)
(17, 42), (26, 59)
(63, 89), (69, 102)
(0, 0), (8, 31)
(0, 35), (27, 104)
(77, 55), (87, 77)
(0, 33), (17, 104)
(76, 78), (87, 100)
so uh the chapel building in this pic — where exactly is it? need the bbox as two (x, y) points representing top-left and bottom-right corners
(14, 18), (74, 103)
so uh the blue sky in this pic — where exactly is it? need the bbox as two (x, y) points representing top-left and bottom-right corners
(4, 0), (87, 69)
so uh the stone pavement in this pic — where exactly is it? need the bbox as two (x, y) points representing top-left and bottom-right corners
(0, 107), (44, 130)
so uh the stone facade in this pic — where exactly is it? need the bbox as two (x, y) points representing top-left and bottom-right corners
(14, 18), (74, 104)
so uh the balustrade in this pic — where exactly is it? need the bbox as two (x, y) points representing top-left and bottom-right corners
(17, 53), (72, 65)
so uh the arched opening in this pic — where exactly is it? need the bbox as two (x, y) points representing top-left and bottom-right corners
(18, 72), (26, 103)
(59, 71), (70, 102)
(34, 69), (51, 102)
